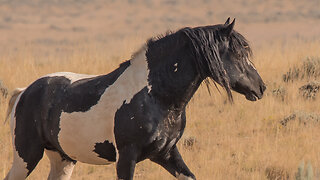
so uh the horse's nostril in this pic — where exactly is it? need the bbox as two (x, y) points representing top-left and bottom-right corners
(260, 84), (266, 94)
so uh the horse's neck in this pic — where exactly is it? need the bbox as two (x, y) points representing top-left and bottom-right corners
(147, 53), (202, 110)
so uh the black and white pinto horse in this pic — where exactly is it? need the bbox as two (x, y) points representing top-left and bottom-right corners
(5, 18), (266, 180)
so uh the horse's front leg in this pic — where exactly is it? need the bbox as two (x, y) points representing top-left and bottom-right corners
(116, 144), (139, 180)
(150, 145), (196, 180)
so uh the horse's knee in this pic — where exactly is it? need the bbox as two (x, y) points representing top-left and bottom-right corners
(46, 150), (75, 180)
(5, 169), (28, 180)
(177, 173), (196, 180)
(5, 168), (28, 180)
(5, 150), (29, 180)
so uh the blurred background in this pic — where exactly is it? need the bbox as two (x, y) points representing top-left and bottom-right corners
(0, 0), (319, 59)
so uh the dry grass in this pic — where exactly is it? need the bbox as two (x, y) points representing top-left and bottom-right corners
(0, 39), (320, 180)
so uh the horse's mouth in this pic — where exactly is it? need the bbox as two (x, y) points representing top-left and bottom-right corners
(245, 91), (261, 101)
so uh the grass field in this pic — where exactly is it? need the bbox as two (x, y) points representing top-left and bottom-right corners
(1, 39), (320, 179)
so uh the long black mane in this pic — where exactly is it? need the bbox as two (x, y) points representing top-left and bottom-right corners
(182, 26), (252, 100)
(147, 24), (252, 100)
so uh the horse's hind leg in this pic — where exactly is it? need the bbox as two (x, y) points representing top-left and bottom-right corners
(4, 149), (29, 180)
(5, 119), (45, 179)
(45, 150), (76, 180)
(4, 140), (44, 180)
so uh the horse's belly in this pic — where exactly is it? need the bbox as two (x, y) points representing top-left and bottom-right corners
(58, 111), (117, 165)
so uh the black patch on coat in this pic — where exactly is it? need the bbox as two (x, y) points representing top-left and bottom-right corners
(93, 140), (116, 162)
(63, 61), (131, 112)
(14, 85), (46, 175)
(13, 61), (130, 174)
(114, 87), (189, 162)
(146, 31), (201, 107)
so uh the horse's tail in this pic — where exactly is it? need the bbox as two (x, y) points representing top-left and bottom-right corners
(4, 88), (25, 124)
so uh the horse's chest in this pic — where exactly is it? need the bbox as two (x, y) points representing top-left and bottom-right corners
(147, 112), (186, 156)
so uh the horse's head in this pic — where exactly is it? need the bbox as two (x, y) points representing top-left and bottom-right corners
(183, 18), (266, 101)
(218, 19), (266, 101)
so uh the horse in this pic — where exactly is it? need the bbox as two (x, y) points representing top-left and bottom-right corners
(4, 18), (266, 180)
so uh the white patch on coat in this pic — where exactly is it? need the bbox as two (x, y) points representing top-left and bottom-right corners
(147, 84), (152, 93)
(177, 174), (194, 180)
(44, 72), (97, 84)
(6, 90), (29, 180)
(174, 63), (178, 72)
(58, 48), (150, 165)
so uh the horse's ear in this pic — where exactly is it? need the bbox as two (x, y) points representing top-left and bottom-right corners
(224, 18), (235, 37)
(224, 17), (230, 25)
